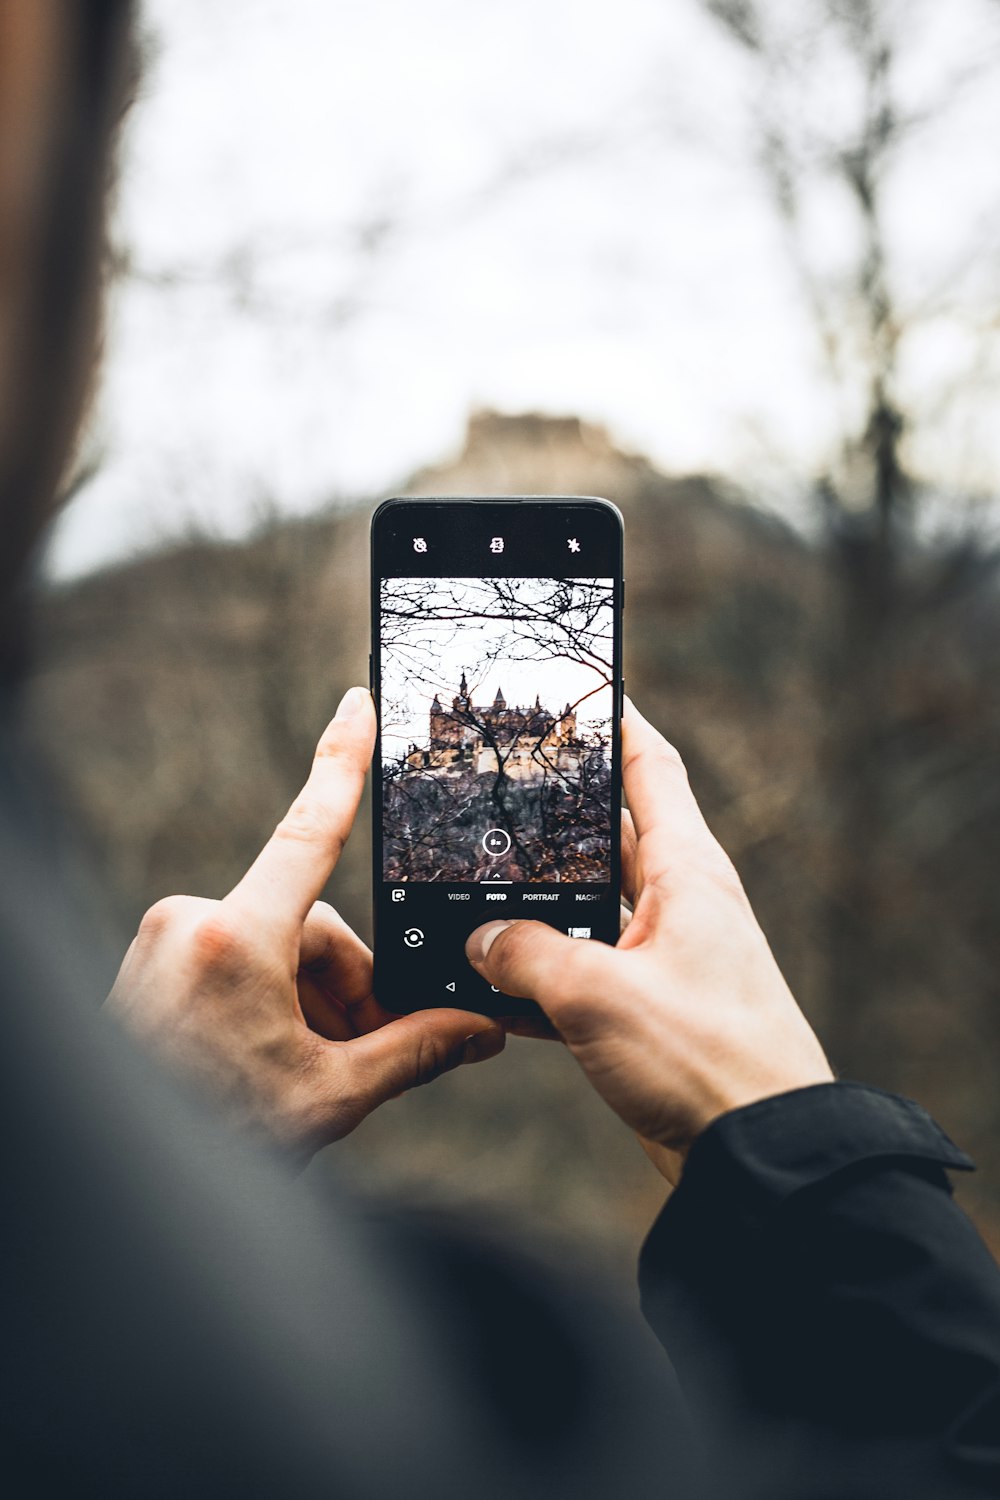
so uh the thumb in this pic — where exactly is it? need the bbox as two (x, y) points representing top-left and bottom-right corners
(343, 1009), (506, 1107)
(466, 919), (609, 1025)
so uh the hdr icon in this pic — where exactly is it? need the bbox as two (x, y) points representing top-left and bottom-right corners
(485, 892), (507, 902)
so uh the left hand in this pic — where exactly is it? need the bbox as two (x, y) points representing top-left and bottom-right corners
(107, 687), (505, 1162)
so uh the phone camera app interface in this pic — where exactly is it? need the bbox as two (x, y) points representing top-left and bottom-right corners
(374, 501), (622, 1014)
(381, 574), (613, 885)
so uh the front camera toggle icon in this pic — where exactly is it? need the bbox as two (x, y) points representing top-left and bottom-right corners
(403, 928), (424, 948)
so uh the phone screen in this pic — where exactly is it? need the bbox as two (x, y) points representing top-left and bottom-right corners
(371, 497), (623, 1016)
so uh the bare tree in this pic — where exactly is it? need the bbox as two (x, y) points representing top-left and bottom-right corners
(700, 0), (1000, 1075)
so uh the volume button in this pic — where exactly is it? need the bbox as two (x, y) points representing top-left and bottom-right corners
(368, 653), (373, 688)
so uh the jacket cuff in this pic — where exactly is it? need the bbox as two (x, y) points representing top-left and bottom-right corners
(648, 1081), (973, 1244)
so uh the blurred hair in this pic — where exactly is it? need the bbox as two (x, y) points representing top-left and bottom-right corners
(0, 0), (137, 691)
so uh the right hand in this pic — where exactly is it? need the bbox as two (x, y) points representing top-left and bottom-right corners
(466, 699), (833, 1177)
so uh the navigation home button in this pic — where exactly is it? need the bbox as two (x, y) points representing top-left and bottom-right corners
(482, 828), (512, 857)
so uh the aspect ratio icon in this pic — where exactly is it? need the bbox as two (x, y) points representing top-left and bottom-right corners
(403, 928), (424, 948)
(482, 827), (512, 857)
(412, 537), (427, 553)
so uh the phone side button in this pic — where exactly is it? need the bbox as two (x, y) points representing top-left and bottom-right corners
(368, 653), (373, 688)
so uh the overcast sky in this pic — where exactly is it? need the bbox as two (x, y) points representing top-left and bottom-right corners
(47, 0), (1000, 578)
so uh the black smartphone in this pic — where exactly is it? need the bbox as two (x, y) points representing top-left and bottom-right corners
(370, 496), (624, 1018)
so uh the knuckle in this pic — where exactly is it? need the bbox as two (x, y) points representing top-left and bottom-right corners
(411, 1029), (453, 1089)
(657, 736), (688, 774)
(138, 895), (190, 940)
(696, 845), (747, 902)
(314, 728), (363, 767)
(624, 738), (689, 786)
(275, 798), (346, 861)
(532, 939), (592, 1017)
(308, 899), (338, 922)
(644, 849), (749, 938)
(188, 913), (245, 975)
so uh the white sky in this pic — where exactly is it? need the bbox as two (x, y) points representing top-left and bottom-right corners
(46, 0), (1000, 578)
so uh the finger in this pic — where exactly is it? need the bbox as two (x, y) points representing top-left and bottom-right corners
(226, 687), (375, 937)
(297, 971), (356, 1042)
(297, 901), (371, 1042)
(343, 1010), (506, 1103)
(297, 901), (403, 1039)
(621, 698), (718, 882)
(465, 919), (613, 1027)
(299, 902), (373, 1009)
(621, 808), (638, 904)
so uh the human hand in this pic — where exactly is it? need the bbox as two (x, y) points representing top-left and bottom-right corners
(108, 687), (505, 1162)
(466, 699), (832, 1180)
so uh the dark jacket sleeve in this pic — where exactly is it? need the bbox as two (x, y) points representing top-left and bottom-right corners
(639, 1082), (1000, 1499)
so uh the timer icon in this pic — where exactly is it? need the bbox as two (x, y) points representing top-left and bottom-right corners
(482, 828), (512, 857)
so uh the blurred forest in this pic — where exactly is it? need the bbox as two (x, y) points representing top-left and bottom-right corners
(28, 0), (1000, 1274)
(25, 407), (1000, 1270)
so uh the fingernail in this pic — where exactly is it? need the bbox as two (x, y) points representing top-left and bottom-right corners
(466, 919), (514, 966)
(462, 1027), (505, 1065)
(335, 686), (370, 720)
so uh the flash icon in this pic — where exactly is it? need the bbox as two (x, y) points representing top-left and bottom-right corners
(567, 538), (580, 553)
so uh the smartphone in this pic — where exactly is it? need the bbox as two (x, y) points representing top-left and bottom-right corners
(370, 496), (623, 1018)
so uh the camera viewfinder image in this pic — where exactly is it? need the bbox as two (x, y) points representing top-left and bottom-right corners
(380, 576), (614, 883)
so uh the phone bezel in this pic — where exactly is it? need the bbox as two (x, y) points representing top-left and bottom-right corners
(369, 495), (624, 1017)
